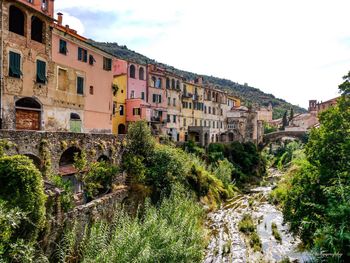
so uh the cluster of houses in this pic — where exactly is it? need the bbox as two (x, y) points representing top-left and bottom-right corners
(0, 0), (266, 146)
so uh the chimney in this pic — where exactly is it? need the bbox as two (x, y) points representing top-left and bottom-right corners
(57, 12), (63, 26)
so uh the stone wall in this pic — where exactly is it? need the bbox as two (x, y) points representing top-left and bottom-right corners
(0, 130), (124, 172)
(42, 187), (129, 256)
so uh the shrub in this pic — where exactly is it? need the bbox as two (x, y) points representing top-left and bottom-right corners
(0, 155), (46, 241)
(83, 161), (119, 199)
(50, 174), (74, 212)
(55, 188), (206, 263)
(271, 222), (282, 243)
(238, 214), (255, 234)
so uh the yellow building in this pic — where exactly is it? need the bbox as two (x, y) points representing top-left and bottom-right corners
(227, 94), (241, 108)
(112, 73), (127, 135)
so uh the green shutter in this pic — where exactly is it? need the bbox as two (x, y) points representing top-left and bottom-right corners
(77, 77), (84, 94)
(9, 52), (22, 78)
(36, 60), (46, 83)
(70, 120), (82, 133)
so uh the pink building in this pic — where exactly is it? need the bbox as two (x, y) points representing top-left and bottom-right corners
(127, 62), (147, 100)
(51, 15), (114, 133)
(16, 0), (55, 17)
(126, 99), (151, 122)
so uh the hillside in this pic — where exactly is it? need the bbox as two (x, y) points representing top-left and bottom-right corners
(92, 41), (306, 119)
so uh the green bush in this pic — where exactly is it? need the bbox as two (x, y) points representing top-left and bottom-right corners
(238, 214), (255, 234)
(83, 161), (119, 199)
(0, 155), (46, 241)
(183, 140), (205, 157)
(50, 175), (74, 212)
(271, 222), (282, 243)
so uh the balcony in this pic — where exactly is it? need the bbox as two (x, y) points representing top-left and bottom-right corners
(182, 92), (193, 99)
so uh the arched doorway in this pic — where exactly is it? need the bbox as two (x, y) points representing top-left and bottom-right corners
(229, 132), (234, 142)
(70, 113), (82, 133)
(59, 147), (82, 193)
(118, 124), (126, 135)
(15, 97), (42, 130)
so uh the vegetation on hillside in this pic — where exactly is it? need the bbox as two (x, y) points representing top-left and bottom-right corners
(91, 41), (306, 119)
(269, 73), (350, 261)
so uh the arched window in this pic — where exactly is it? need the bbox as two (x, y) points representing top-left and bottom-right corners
(176, 80), (180, 90)
(183, 84), (187, 95)
(166, 78), (170, 89)
(152, 76), (156, 87)
(171, 79), (175, 89)
(9, 6), (25, 36)
(31, 16), (44, 43)
(139, 67), (145, 80)
(156, 78), (162, 88)
(129, 64), (136, 78)
(70, 113), (81, 120)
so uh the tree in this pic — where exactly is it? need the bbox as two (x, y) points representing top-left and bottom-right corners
(289, 108), (294, 122)
(0, 155), (46, 241)
(282, 111), (289, 129)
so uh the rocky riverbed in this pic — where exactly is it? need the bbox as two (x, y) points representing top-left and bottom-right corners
(204, 169), (312, 263)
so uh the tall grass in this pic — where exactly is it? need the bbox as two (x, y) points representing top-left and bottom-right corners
(54, 188), (206, 263)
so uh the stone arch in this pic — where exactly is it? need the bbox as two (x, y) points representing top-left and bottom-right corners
(59, 146), (81, 173)
(31, 16), (45, 43)
(15, 97), (42, 130)
(139, 67), (145, 80)
(24, 153), (42, 171)
(97, 155), (110, 162)
(129, 64), (136, 79)
(118, 124), (126, 135)
(9, 5), (26, 36)
(220, 133), (227, 142)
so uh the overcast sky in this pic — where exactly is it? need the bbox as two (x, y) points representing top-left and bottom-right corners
(55, 0), (350, 108)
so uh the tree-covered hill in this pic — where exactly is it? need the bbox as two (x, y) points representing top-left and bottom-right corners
(92, 41), (306, 119)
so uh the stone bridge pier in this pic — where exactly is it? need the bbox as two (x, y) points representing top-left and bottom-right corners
(0, 130), (125, 175)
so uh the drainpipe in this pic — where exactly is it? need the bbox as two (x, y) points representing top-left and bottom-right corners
(0, 1), (4, 128)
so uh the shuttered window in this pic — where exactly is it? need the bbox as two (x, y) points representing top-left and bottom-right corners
(9, 51), (22, 78)
(103, 57), (112, 71)
(36, 60), (47, 84)
(77, 76), (84, 95)
(59, 39), (67, 55)
(78, 47), (87, 62)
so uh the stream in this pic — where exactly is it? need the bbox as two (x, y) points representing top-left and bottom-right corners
(204, 168), (312, 263)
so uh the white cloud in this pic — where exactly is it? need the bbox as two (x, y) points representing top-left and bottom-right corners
(55, 0), (350, 108)
(54, 12), (85, 35)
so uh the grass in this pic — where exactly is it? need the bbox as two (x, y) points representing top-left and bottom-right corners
(54, 189), (206, 263)
(271, 222), (282, 244)
(238, 214), (262, 252)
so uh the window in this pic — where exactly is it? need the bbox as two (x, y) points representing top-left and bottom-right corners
(112, 102), (116, 115)
(9, 51), (22, 78)
(173, 98), (176, 106)
(141, 92), (145, 100)
(89, 55), (96, 65)
(103, 57), (112, 71)
(183, 118), (186, 126)
(59, 39), (67, 55)
(31, 16), (44, 43)
(89, 86), (94, 95)
(173, 115), (176, 123)
(152, 94), (162, 103)
(41, 0), (48, 11)
(213, 108), (216, 115)
(166, 78), (170, 89)
(139, 67), (145, 80)
(152, 76), (157, 87)
(168, 97), (171, 106)
(167, 114), (171, 123)
(78, 47), (87, 62)
(156, 78), (162, 88)
(133, 108), (141, 116)
(9, 6), (25, 36)
(129, 65), (136, 78)
(119, 105), (124, 116)
(171, 79), (175, 89)
(189, 103), (192, 109)
(209, 107), (211, 114)
(77, 76), (84, 95)
(204, 106), (207, 114)
(176, 80), (180, 89)
(130, 90), (135, 99)
(36, 60), (47, 84)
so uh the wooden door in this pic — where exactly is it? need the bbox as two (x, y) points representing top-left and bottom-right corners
(16, 109), (40, 130)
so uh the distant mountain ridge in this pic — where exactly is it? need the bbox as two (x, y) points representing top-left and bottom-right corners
(91, 41), (306, 119)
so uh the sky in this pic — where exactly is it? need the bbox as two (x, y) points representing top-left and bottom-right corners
(54, 0), (350, 108)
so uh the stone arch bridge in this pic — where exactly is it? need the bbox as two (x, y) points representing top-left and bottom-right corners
(0, 130), (125, 175)
(261, 130), (307, 147)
